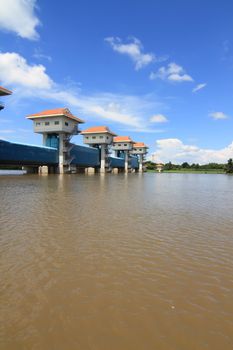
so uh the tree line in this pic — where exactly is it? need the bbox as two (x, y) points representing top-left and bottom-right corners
(146, 159), (233, 173)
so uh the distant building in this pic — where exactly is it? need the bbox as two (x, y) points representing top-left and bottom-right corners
(27, 108), (84, 173)
(112, 136), (134, 172)
(131, 142), (148, 155)
(81, 126), (116, 172)
(156, 163), (164, 172)
(0, 86), (12, 111)
(131, 142), (148, 172)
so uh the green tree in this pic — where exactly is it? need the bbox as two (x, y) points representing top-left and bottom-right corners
(225, 159), (233, 173)
(145, 161), (156, 170)
(181, 162), (190, 168)
(164, 161), (173, 170)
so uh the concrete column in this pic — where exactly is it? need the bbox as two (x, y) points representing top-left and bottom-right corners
(139, 154), (143, 173)
(59, 133), (65, 174)
(42, 134), (48, 146)
(86, 167), (95, 174)
(124, 151), (129, 173)
(100, 144), (106, 173)
(112, 168), (119, 174)
(39, 165), (49, 174)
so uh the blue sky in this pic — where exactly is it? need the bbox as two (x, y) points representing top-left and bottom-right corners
(0, 0), (233, 163)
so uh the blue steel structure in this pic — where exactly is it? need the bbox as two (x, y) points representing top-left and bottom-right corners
(0, 139), (139, 169)
(70, 145), (100, 167)
(131, 156), (139, 169)
(0, 139), (58, 165)
(109, 156), (125, 168)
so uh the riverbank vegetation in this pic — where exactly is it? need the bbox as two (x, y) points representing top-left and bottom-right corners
(146, 160), (233, 174)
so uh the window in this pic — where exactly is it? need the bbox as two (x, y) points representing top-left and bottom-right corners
(134, 148), (136, 151)
(124, 144), (127, 146)
(85, 136), (89, 139)
(139, 149), (142, 151)
(118, 144), (121, 146)
(107, 136), (109, 139)
(65, 122), (69, 126)
(92, 136), (96, 139)
(54, 121), (59, 125)
(45, 122), (50, 126)
(100, 136), (103, 139)
(36, 122), (40, 126)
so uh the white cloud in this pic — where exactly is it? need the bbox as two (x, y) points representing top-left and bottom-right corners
(209, 111), (229, 120)
(0, 51), (166, 130)
(105, 36), (167, 70)
(0, 0), (40, 40)
(0, 52), (53, 89)
(150, 62), (193, 83)
(150, 114), (168, 123)
(192, 83), (206, 93)
(0, 118), (12, 123)
(33, 48), (52, 61)
(0, 129), (15, 133)
(151, 138), (233, 164)
(122, 127), (165, 133)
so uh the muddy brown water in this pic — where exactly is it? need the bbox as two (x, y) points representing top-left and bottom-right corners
(1, 173), (233, 350)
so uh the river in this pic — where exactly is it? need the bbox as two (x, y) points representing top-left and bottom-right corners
(1, 173), (233, 350)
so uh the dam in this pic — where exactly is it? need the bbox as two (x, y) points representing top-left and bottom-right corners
(0, 88), (148, 174)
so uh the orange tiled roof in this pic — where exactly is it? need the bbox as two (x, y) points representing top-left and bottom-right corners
(26, 108), (85, 123)
(133, 142), (148, 148)
(81, 126), (116, 136)
(0, 86), (12, 96)
(113, 136), (133, 143)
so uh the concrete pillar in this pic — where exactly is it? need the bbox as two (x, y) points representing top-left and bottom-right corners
(124, 151), (129, 173)
(42, 134), (48, 146)
(112, 168), (119, 174)
(59, 133), (65, 174)
(39, 165), (49, 174)
(86, 167), (95, 174)
(100, 144), (106, 173)
(139, 154), (143, 173)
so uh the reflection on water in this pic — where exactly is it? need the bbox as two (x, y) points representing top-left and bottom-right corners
(0, 170), (26, 175)
(1, 173), (233, 350)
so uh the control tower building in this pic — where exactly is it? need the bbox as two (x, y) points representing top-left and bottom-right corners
(131, 142), (148, 172)
(27, 108), (84, 173)
(0, 86), (12, 111)
(81, 126), (116, 173)
(112, 136), (134, 172)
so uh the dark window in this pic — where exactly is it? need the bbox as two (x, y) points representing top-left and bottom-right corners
(54, 121), (59, 125)
(124, 144), (127, 146)
(36, 122), (40, 126)
(100, 136), (103, 139)
(85, 136), (89, 139)
(45, 122), (50, 126)
(139, 149), (142, 151)
(65, 122), (69, 126)
(107, 136), (109, 139)
(92, 136), (96, 139)
(118, 143), (121, 146)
